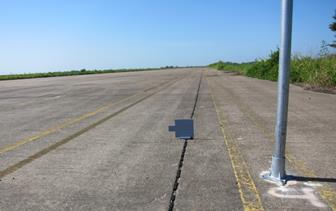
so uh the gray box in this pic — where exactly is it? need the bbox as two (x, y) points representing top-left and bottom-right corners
(168, 119), (194, 140)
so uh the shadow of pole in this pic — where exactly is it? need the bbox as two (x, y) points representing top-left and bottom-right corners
(286, 175), (336, 183)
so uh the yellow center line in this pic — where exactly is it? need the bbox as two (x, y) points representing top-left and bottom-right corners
(211, 75), (336, 211)
(207, 77), (265, 211)
(0, 78), (176, 155)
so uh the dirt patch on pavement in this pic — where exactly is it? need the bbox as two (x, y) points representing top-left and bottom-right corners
(302, 85), (336, 95)
(299, 85), (336, 94)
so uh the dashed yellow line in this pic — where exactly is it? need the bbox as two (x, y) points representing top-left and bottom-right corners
(0, 78), (177, 155)
(208, 78), (265, 211)
(212, 77), (336, 211)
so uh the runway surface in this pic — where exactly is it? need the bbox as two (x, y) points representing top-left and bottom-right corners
(0, 68), (335, 210)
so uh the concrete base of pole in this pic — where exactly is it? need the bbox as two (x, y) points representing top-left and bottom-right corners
(261, 156), (287, 185)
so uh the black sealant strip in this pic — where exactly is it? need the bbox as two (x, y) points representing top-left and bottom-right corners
(168, 72), (203, 211)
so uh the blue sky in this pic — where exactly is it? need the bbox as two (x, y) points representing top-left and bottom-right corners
(0, 0), (335, 74)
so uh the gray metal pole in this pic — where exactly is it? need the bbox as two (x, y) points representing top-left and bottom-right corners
(262, 0), (293, 184)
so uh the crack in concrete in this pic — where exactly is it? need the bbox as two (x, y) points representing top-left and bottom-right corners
(168, 72), (203, 211)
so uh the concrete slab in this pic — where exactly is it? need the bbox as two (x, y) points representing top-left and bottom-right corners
(175, 75), (243, 210)
(0, 69), (202, 210)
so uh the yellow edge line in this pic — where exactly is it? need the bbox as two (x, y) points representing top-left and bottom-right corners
(208, 77), (265, 211)
(0, 78), (175, 155)
(213, 76), (336, 211)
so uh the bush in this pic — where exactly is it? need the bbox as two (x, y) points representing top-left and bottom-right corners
(209, 61), (255, 74)
(246, 50), (279, 81)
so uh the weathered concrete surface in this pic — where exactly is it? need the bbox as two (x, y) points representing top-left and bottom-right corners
(174, 75), (242, 210)
(0, 69), (200, 210)
(0, 70), (185, 150)
(207, 69), (336, 210)
(0, 68), (335, 210)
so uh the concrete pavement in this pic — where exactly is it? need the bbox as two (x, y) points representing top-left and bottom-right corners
(0, 68), (335, 210)
(207, 70), (336, 210)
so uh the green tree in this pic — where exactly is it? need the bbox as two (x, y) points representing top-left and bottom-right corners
(329, 10), (336, 48)
(320, 40), (330, 56)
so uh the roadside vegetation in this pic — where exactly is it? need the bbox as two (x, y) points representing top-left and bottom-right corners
(209, 50), (336, 88)
(208, 61), (255, 74)
(0, 66), (177, 81)
(210, 10), (336, 89)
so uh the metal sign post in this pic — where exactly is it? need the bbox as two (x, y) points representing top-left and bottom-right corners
(262, 0), (293, 185)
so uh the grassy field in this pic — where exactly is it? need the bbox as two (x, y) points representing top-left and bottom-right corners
(209, 50), (336, 88)
(0, 67), (179, 81)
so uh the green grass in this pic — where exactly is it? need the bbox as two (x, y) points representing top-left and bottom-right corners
(209, 50), (336, 88)
(291, 54), (336, 87)
(0, 66), (177, 81)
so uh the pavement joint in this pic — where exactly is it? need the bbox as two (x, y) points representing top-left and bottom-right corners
(168, 72), (203, 211)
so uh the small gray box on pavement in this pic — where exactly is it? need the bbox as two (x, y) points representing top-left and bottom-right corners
(168, 119), (194, 140)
